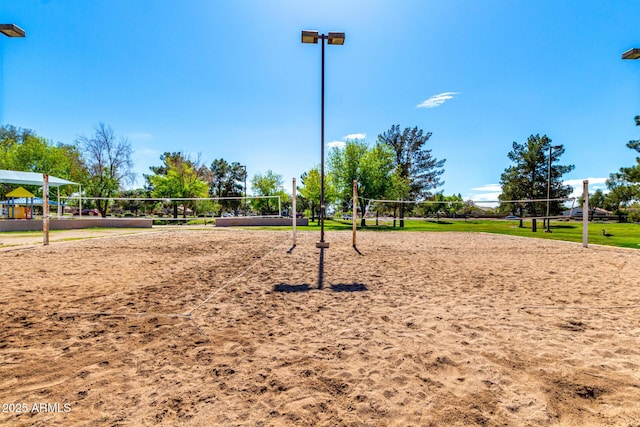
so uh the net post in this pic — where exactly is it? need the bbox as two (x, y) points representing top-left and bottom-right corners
(352, 179), (357, 247)
(292, 178), (297, 247)
(43, 174), (50, 246)
(57, 187), (61, 218)
(582, 180), (589, 248)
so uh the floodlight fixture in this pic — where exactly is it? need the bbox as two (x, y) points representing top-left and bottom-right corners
(0, 24), (25, 38)
(622, 48), (640, 60)
(301, 30), (319, 44)
(327, 32), (345, 45)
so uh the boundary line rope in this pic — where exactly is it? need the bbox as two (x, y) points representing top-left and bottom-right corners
(1, 231), (293, 337)
(521, 305), (640, 310)
(186, 233), (292, 315)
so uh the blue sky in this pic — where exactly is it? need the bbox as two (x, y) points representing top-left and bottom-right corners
(2, 0), (640, 201)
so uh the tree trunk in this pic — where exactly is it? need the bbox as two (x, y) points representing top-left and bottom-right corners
(519, 205), (524, 228)
(359, 199), (366, 227)
(173, 203), (178, 219)
(393, 206), (397, 228)
(399, 203), (405, 228)
(98, 199), (108, 218)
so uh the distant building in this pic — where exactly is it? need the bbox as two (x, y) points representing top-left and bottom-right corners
(563, 207), (612, 218)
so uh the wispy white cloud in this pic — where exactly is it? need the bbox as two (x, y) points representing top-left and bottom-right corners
(465, 184), (502, 206)
(563, 177), (608, 188)
(565, 177), (608, 199)
(344, 133), (366, 140)
(328, 133), (366, 149)
(471, 184), (502, 193)
(471, 195), (501, 205)
(416, 92), (459, 109)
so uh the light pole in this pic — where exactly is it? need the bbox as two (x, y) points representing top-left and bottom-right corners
(545, 145), (562, 233)
(241, 165), (247, 214)
(302, 30), (345, 249)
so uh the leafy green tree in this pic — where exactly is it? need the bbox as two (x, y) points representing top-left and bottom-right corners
(0, 125), (36, 171)
(209, 158), (246, 214)
(605, 179), (639, 211)
(601, 191), (621, 213)
(420, 193), (443, 217)
(381, 170), (411, 227)
(299, 167), (320, 221)
(499, 134), (574, 219)
(606, 115), (640, 205)
(299, 166), (336, 221)
(589, 189), (606, 209)
(417, 193), (464, 221)
(251, 170), (289, 215)
(146, 152), (209, 218)
(0, 125), (87, 198)
(329, 139), (367, 207)
(76, 123), (135, 217)
(116, 188), (152, 216)
(328, 139), (395, 226)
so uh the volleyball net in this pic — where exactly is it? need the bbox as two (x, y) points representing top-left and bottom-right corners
(355, 196), (579, 225)
(56, 195), (284, 221)
(354, 181), (591, 247)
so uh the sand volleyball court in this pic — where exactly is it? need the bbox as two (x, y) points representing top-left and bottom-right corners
(1, 228), (639, 426)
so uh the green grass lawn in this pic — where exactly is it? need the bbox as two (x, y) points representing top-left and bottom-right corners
(3, 219), (637, 249)
(255, 218), (640, 249)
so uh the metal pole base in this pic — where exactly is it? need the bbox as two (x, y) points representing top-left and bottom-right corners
(316, 241), (330, 249)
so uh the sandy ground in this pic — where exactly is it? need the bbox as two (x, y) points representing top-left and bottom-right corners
(0, 227), (167, 250)
(1, 228), (639, 426)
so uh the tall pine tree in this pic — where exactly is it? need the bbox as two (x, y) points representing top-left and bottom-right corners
(377, 125), (446, 227)
(499, 134), (574, 219)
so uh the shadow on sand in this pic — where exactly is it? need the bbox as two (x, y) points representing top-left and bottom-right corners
(278, 247), (367, 293)
(317, 247), (325, 290)
(330, 283), (368, 292)
(273, 283), (310, 293)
